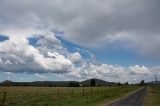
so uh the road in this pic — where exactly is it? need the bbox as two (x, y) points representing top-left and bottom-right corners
(107, 87), (147, 106)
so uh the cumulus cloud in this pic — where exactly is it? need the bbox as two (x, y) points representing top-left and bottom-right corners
(0, 34), (73, 73)
(67, 63), (153, 83)
(67, 63), (126, 81)
(68, 52), (82, 63)
(0, 0), (160, 58)
(0, 0), (159, 83)
(36, 34), (62, 50)
(129, 65), (150, 75)
(0, 32), (151, 83)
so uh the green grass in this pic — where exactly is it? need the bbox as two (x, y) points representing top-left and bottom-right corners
(143, 86), (160, 106)
(0, 86), (140, 106)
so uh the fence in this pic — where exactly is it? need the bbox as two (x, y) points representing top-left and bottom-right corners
(0, 86), (138, 106)
(0, 87), (102, 106)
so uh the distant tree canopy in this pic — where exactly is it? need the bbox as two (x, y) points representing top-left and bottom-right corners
(125, 82), (129, 86)
(90, 79), (96, 87)
(1, 80), (13, 86)
(69, 82), (80, 87)
(117, 82), (122, 86)
(139, 80), (145, 86)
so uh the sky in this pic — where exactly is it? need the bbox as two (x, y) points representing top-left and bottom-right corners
(0, 0), (160, 83)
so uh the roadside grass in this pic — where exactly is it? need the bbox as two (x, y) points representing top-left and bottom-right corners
(0, 86), (140, 106)
(143, 86), (160, 106)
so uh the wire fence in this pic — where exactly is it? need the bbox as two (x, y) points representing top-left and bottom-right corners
(0, 87), (105, 106)
(0, 86), (148, 106)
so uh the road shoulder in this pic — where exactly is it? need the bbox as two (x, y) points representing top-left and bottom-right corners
(143, 86), (160, 106)
(100, 87), (145, 106)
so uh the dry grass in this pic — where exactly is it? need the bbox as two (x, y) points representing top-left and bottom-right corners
(143, 86), (160, 106)
(0, 86), (140, 106)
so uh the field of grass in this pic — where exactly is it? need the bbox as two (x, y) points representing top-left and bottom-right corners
(143, 86), (160, 106)
(0, 86), (140, 106)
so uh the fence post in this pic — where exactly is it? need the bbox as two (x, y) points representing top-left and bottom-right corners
(35, 91), (39, 105)
(57, 89), (59, 98)
(90, 87), (92, 95)
(82, 88), (84, 96)
(71, 89), (74, 97)
(36, 91), (39, 96)
(1, 92), (7, 106)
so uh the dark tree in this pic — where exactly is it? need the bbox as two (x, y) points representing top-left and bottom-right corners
(117, 82), (122, 86)
(2, 80), (13, 86)
(125, 82), (129, 86)
(90, 79), (96, 87)
(139, 80), (145, 86)
(69, 82), (79, 87)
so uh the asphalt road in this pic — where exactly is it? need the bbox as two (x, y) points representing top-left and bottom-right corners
(107, 87), (147, 106)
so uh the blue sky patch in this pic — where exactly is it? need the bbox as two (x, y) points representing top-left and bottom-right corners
(0, 35), (9, 41)
(28, 37), (40, 47)
(57, 36), (92, 60)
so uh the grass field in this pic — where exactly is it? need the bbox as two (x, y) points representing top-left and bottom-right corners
(0, 86), (140, 106)
(143, 86), (160, 106)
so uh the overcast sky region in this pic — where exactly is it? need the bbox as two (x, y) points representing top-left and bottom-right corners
(0, 0), (160, 83)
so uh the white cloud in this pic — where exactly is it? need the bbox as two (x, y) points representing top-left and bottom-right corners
(66, 63), (154, 83)
(129, 65), (150, 75)
(0, 35), (154, 83)
(44, 52), (73, 72)
(68, 52), (82, 63)
(0, 34), (73, 73)
(70, 63), (120, 80)
(36, 34), (62, 50)
(0, 0), (159, 83)
(0, 33), (154, 83)
(0, 0), (160, 58)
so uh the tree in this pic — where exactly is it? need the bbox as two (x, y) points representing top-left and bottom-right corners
(117, 82), (122, 86)
(2, 80), (13, 86)
(90, 79), (96, 87)
(69, 82), (80, 87)
(125, 82), (128, 86)
(139, 80), (145, 86)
